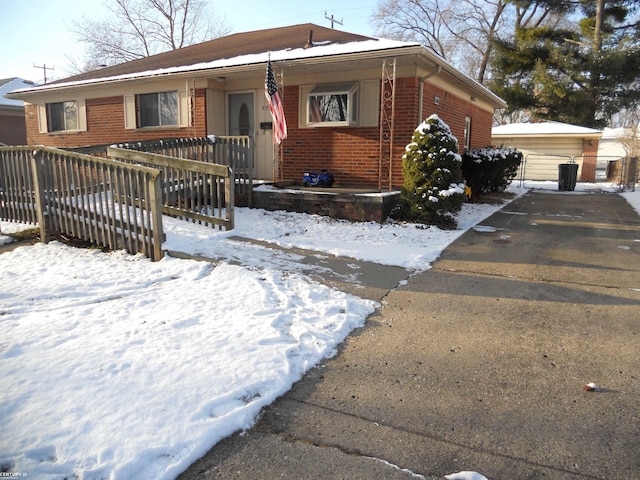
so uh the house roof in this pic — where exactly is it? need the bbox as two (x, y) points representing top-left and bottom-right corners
(6, 23), (506, 109)
(601, 125), (640, 139)
(55, 24), (375, 85)
(0, 77), (38, 108)
(492, 121), (602, 138)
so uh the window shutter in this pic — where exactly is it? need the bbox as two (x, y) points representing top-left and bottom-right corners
(298, 85), (313, 128)
(359, 80), (380, 127)
(179, 90), (190, 127)
(37, 105), (48, 133)
(124, 95), (136, 130)
(77, 99), (87, 131)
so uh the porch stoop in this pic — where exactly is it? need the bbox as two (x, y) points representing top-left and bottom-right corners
(250, 185), (402, 223)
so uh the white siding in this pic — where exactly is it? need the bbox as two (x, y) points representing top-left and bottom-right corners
(493, 136), (583, 181)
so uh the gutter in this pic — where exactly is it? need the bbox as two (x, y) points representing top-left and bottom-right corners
(6, 43), (506, 110)
(415, 47), (506, 109)
(5, 44), (421, 100)
(492, 132), (603, 140)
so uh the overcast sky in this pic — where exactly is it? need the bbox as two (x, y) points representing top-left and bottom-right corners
(0, 0), (378, 84)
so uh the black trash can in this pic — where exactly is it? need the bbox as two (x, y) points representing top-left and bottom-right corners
(558, 163), (578, 191)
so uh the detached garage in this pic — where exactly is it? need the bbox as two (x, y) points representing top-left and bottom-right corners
(492, 121), (602, 182)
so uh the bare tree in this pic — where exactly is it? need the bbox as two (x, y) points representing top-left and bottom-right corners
(370, 0), (564, 83)
(445, 0), (508, 83)
(69, 0), (230, 70)
(611, 108), (640, 129)
(617, 125), (640, 159)
(371, 0), (456, 58)
(371, 0), (508, 82)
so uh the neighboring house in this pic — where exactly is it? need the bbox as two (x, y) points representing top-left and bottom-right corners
(492, 121), (602, 182)
(597, 126), (640, 184)
(7, 23), (505, 189)
(598, 126), (639, 159)
(0, 78), (35, 145)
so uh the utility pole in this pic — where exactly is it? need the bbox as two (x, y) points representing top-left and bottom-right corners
(33, 64), (55, 84)
(324, 11), (343, 29)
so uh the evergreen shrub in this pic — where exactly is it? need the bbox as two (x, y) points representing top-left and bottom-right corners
(395, 115), (465, 229)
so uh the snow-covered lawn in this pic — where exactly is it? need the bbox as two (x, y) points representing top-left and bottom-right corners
(1, 182), (637, 480)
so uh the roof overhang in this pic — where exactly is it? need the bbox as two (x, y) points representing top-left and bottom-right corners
(493, 123), (603, 140)
(493, 132), (603, 140)
(0, 104), (25, 113)
(7, 40), (506, 109)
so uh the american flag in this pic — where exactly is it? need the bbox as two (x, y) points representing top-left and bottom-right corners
(265, 60), (287, 145)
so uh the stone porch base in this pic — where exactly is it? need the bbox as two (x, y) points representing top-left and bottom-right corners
(248, 185), (402, 223)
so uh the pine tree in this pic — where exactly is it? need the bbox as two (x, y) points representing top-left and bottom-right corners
(399, 115), (465, 229)
(490, 0), (640, 128)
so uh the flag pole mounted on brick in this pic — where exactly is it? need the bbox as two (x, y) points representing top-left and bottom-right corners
(265, 55), (287, 145)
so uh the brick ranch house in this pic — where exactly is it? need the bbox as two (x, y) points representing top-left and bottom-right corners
(8, 23), (506, 192)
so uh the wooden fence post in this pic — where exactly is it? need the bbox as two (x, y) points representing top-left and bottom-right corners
(29, 149), (49, 243)
(148, 170), (165, 261)
(226, 167), (235, 230)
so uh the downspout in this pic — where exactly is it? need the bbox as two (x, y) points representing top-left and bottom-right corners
(418, 65), (441, 123)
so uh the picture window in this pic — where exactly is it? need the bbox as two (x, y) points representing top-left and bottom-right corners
(307, 83), (359, 126)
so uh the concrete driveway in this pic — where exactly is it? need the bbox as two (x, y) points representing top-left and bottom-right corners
(180, 191), (640, 480)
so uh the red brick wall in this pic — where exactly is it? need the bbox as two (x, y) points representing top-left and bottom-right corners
(25, 89), (208, 148)
(281, 83), (382, 186)
(24, 80), (494, 189)
(421, 82), (494, 149)
(281, 78), (495, 188)
(580, 138), (599, 182)
(193, 88), (208, 134)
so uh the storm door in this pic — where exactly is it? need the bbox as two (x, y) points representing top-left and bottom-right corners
(228, 93), (255, 175)
(229, 93), (253, 136)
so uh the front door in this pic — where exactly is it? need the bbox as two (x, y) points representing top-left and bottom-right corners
(228, 92), (274, 180)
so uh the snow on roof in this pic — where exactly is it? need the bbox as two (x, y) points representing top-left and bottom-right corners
(4, 21), (504, 108)
(492, 121), (601, 137)
(601, 126), (640, 139)
(9, 38), (418, 95)
(0, 77), (38, 106)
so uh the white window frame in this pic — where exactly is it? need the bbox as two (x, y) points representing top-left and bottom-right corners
(307, 82), (359, 127)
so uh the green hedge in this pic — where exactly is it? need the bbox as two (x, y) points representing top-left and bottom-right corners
(462, 147), (522, 200)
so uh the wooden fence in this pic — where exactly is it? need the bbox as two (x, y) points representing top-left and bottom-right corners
(0, 147), (39, 225)
(107, 147), (234, 230)
(114, 136), (254, 206)
(1, 146), (164, 260)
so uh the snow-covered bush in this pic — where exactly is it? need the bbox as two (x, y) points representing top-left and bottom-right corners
(396, 115), (465, 229)
(462, 147), (522, 200)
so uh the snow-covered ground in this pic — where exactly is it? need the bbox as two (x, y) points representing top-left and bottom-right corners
(1, 182), (637, 480)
